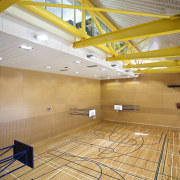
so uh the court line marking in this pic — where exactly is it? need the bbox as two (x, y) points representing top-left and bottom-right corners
(43, 159), (93, 180)
(48, 126), (180, 172)
(49, 127), (160, 164)
(49, 148), (152, 180)
(10, 124), (179, 180)
(171, 132), (174, 180)
(98, 126), (135, 156)
(7, 123), (178, 180)
(35, 157), (92, 180)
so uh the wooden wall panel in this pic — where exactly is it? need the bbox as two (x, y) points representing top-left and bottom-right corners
(101, 73), (180, 128)
(0, 66), (101, 148)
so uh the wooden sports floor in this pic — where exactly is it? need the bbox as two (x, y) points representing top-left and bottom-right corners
(2, 121), (180, 180)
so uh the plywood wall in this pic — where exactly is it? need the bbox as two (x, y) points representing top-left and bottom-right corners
(101, 73), (180, 128)
(0, 66), (101, 148)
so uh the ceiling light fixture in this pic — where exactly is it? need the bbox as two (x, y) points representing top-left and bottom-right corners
(111, 64), (118, 68)
(134, 74), (139, 77)
(115, 69), (123, 72)
(36, 34), (48, 41)
(94, 75), (97, 77)
(0, 57), (2, 61)
(117, 73), (121, 75)
(44, 66), (51, 69)
(73, 60), (82, 64)
(87, 54), (97, 59)
(100, 68), (106, 71)
(74, 72), (79, 74)
(19, 45), (33, 50)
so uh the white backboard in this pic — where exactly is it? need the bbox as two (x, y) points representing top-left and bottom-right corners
(89, 109), (96, 117)
(114, 105), (122, 111)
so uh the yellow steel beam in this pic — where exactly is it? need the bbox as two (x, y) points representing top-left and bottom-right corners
(134, 67), (180, 73)
(107, 47), (180, 61)
(88, 10), (116, 55)
(73, 17), (180, 48)
(0, 0), (20, 13)
(18, 0), (139, 53)
(18, 1), (171, 19)
(132, 37), (150, 49)
(124, 60), (180, 68)
(19, 3), (115, 55)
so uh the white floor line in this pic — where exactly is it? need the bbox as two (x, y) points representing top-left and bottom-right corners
(117, 145), (136, 171)
(35, 157), (92, 180)
(96, 159), (153, 180)
(39, 156), (93, 180)
(171, 132), (174, 180)
(0, 167), (20, 180)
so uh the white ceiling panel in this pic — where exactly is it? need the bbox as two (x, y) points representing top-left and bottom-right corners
(0, 32), (134, 80)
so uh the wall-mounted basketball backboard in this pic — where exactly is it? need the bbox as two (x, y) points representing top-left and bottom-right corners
(89, 109), (96, 118)
(114, 105), (123, 111)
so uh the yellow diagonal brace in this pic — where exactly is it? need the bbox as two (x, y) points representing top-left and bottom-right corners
(88, 10), (117, 55)
(134, 67), (180, 73)
(124, 60), (180, 68)
(18, 1), (171, 19)
(81, 1), (86, 34)
(115, 44), (128, 54)
(107, 47), (180, 61)
(120, 37), (149, 55)
(0, 0), (20, 13)
(73, 17), (180, 48)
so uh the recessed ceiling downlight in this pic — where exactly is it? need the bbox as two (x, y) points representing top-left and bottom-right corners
(0, 57), (2, 61)
(73, 60), (82, 64)
(19, 45), (33, 50)
(36, 34), (48, 41)
(44, 66), (51, 69)
(100, 68), (106, 71)
(74, 72), (79, 74)
(111, 64), (118, 68)
(87, 54), (97, 59)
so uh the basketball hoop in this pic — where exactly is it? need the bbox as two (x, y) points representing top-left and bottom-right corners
(92, 115), (96, 120)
